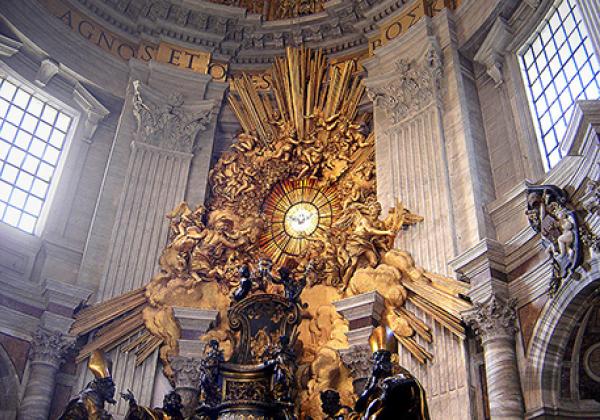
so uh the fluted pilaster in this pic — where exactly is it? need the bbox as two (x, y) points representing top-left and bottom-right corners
(86, 76), (217, 417)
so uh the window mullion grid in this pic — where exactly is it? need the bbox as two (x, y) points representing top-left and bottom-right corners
(519, 0), (600, 169)
(0, 76), (72, 233)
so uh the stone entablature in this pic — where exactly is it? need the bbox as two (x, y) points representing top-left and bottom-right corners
(32, 0), (466, 69)
(56, 0), (381, 62)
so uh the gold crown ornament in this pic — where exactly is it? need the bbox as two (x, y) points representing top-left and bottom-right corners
(368, 325), (396, 353)
(88, 350), (112, 379)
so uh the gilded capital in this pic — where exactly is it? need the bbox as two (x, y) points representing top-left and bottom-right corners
(463, 295), (517, 342)
(29, 327), (73, 366)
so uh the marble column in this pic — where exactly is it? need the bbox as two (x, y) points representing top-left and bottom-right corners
(463, 294), (524, 420)
(364, 28), (454, 276)
(171, 307), (218, 416)
(18, 327), (72, 420)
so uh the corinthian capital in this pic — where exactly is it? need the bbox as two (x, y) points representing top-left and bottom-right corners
(340, 344), (373, 382)
(132, 80), (214, 153)
(29, 327), (73, 366)
(366, 38), (443, 125)
(170, 355), (203, 389)
(463, 295), (517, 342)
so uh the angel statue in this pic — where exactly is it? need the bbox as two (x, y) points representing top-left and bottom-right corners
(336, 199), (421, 288)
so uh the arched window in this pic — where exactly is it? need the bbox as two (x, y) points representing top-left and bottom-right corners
(519, 0), (600, 170)
(0, 75), (75, 234)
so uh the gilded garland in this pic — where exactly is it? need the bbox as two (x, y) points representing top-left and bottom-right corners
(71, 47), (471, 418)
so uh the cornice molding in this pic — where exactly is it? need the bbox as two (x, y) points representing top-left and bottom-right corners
(72, 82), (111, 143)
(473, 17), (512, 87)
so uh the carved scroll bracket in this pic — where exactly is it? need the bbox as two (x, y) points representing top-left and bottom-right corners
(132, 80), (215, 153)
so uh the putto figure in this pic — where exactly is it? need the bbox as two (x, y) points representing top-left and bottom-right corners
(122, 389), (184, 420)
(58, 350), (116, 420)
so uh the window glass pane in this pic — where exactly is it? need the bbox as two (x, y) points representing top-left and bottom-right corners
(519, 0), (600, 170)
(27, 97), (43, 116)
(0, 180), (11, 201)
(0, 75), (73, 233)
(10, 189), (26, 208)
(19, 213), (35, 233)
(29, 138), (45, 158)
(37, 162), (53, 181)
(14, 130), (32, 150)
(12, 90), (30, 109)
(0, 123), (17, 142)
(21, 113), (38, 134)
(31, 179), (48, 199)
(6, 107), (24, 125)
(22, 155), (39, 174)
(0, 99), (9, 119)
(25, 195), (42, 216)
(0, 140), (10, 160)
(35, 121), (52, 139)
(0, 81), (17, 101)
(55, 113), (71, 132)
(16, 172), (33, 190)
(563, 13), (576, 36)
(49, 129), (65, 148)
(1, 164), (18, 183)
(4, 206), (20, 226)
(41, 105), (57, 124)
(6, 147), (26, 167)
(568, 28), (582, 47)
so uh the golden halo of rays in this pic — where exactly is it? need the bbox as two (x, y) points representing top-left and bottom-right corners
(260, 178), (340, 264)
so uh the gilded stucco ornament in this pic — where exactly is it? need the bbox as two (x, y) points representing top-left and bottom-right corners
(70, 47), (471, 418)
